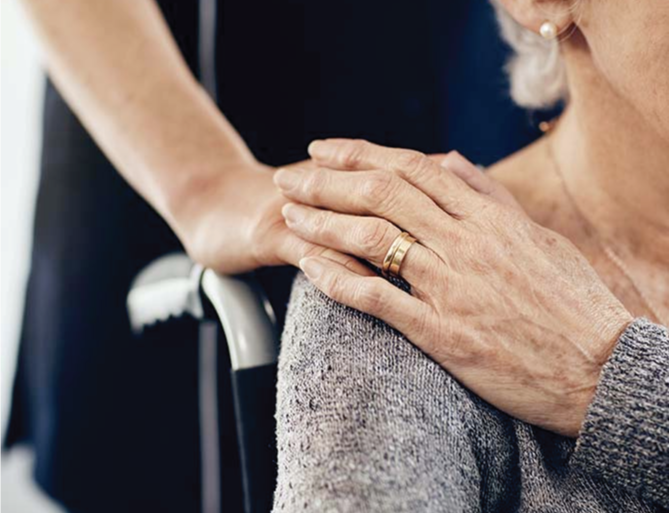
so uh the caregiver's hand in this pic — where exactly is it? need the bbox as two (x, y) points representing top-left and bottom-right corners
(274, 139), (634, 437)
(178, 153), (468, 274)
(176, 159), (373, 274)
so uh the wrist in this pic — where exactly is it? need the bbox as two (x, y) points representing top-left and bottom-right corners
(164, 158), (279, 272)
(163, 155), (258, 235)
(594, 307), (635, 364)
(567, 307), (634, 438)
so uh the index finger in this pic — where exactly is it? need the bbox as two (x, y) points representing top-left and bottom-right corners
(308, 139), (484, 218)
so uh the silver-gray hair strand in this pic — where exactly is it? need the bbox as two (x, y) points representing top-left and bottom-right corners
(490, 0), (569, 110)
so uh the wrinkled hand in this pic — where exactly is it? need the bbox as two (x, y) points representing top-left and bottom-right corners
(174, 154), (474, 275)
(274, 139), (633, 437)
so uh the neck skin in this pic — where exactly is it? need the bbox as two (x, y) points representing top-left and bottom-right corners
(549, 32), (669, 265)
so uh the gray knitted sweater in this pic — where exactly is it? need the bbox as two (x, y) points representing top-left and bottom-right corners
(273, 274), (669, 512)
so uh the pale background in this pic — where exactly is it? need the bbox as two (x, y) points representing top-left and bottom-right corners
(2, 1), (64, 511)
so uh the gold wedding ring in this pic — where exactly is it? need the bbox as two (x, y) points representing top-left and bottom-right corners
(382, 232), (417, 278)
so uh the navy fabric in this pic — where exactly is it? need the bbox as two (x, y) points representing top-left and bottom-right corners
(5, 1), (546, 512)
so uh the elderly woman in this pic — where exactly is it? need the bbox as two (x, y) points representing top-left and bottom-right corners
(272, 0), (669, 511)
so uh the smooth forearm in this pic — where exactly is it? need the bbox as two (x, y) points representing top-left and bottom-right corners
(20, 0), (253, 226)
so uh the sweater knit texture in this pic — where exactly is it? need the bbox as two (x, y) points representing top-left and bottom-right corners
(273, 274), (669, 512)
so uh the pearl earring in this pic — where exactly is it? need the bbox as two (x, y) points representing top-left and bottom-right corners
(540, 21), (558, 40)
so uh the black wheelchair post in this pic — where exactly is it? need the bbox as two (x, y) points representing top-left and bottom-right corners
(127, 254), (279, 513)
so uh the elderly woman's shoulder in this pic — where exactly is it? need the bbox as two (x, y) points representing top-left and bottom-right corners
(275, 273), (516, 512)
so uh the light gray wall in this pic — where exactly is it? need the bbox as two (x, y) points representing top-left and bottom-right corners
(1, 0), (42, 444)
(1, 2), (63, 511)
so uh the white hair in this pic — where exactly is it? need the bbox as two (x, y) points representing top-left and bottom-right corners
(490, 0), (569, 110)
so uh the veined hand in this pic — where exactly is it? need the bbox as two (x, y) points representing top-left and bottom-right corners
(274, 138), (632, 437)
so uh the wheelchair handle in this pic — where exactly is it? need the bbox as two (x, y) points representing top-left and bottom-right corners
(200, 269), (278, 370)
(127, 253), (279, 370)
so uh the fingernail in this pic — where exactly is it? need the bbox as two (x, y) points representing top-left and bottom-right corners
(282, 203), (306, 225)
(273, 168), (300, 191)
(299, 257), (324, 280)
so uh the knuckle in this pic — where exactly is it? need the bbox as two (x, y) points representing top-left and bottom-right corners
(439, 228), (465, 251)
(325, 276), (362, 309)
(395, 150), (430, 175)
(353, 279), (384, 311)
(302, 168), (328, 201)
(323, 273), (344, 300)
(308, 209), (329, 233)
(472, 203), (509, 233)
(361, 172), (401, 210)
(443, 195), (468, 218)
(357, 220), (394, 256)
(338, 139), (368, 168)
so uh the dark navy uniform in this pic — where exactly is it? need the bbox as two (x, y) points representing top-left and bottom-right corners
(5, 1), (542, 511)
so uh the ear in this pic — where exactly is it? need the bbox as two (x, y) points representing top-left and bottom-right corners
(496, 0), (574, 37)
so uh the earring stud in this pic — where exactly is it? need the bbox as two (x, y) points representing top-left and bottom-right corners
(540, 21), (558, 40)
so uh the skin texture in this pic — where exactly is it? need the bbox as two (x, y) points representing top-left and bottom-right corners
(18, 0), (366, 274)
(23, 0), (668, 435)
(277, 0), (669, 436)
(496, 0), (669, 316)
(275, 141), (632, 437)
(18, 0), (458, 277)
